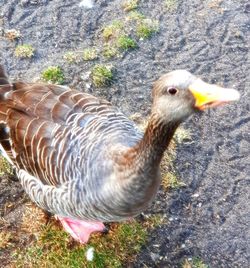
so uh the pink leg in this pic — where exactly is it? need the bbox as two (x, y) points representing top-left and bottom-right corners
(56, 216), (106, 243)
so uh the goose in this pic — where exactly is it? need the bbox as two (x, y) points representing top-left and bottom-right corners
(0, 65), (239, 243)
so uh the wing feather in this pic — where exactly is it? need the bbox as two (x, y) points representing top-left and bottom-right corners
(0, 82), (115, 187)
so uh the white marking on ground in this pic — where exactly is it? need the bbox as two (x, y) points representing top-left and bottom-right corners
(79, 0), (94, 9)
(86, 247), (95, 261)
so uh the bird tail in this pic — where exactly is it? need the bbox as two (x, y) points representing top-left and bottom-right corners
(0, 65), (10, 86)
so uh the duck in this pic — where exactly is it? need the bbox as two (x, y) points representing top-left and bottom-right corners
(0, 65), (239, 243)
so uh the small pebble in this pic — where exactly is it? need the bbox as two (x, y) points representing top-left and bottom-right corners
(150, 252), (160, 262)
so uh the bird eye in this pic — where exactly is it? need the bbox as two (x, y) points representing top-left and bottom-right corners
(167, 87), (178, 95)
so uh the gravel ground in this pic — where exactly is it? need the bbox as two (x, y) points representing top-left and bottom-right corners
(0, 0), (249, 267)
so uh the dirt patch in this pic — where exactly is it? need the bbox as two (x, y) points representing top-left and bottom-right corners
(0, 0), (249, 267)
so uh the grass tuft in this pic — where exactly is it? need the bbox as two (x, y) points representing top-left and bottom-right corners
(136, 19), (159, 39)
(0, 156), (13, 176)
(127, 10), (145, 21)
(122, 0), (139, 12)
(162, 172), (186, 190)
(102, 45), (119, 58)
(117, 35), (137, 50)
(91, 64), (113, 87)
(102, 20), (124, 41)
(41, 66), (65, 84)
(183, 258), (209, 268)
(14, 44), (35, 58)
(83, 48), (98, 61)
(63, 51), (78, 63)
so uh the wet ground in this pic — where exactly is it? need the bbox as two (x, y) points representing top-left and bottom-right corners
(0, 0), (249, 267)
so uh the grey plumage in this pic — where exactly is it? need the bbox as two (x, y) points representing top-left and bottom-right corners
(0, 66), (239, 225)
(0, 68), (151, 222)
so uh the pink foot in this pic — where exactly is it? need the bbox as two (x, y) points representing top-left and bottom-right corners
(56, 216), (106, 243)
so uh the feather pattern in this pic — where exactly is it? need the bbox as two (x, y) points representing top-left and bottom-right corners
(1, 66), (237, 226)
(0, 69), (156, 222)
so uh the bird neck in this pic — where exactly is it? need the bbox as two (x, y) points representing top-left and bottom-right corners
(114, 114), (179, 215)
(113, 114), (180, 214)
(122, 113), (180, 172)
(136, 113), (179, 166)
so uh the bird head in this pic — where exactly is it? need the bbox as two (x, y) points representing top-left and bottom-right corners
(152, 70), (240, 123)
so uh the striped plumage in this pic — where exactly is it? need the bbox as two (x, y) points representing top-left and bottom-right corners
(0, 65), (239, 242)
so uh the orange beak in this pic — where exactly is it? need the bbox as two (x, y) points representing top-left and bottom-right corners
(189, 79), (240, 110)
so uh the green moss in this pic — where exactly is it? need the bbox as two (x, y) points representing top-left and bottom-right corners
(41, 66), (65, 84)
(102, 20), (124, 41)
(90, 222), (147, 267)
(183, 258), (209, 268)
(173, 127), (192, 144)
(162, 172), (186, 190)
(83, 48), (98, 61)
(122, 0), (139, 12)
(91, 64), (113, 87)
(165, 0), (178, 11)
(136, 19), (159, 39)
(127, 10), (145, 20)
(192, 258), (209, 268)
(117, 35), (137, 50)
(13, 224), (84, 268)
(14, 44), (35, 58)
(102, 45), (119, 58)
(63, 51), (78, 63)
(0, 156), (13, 176)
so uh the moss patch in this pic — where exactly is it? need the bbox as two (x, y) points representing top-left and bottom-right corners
(83, 48), (98, 61)
(162, 172), (186, 190)
(91, 64), (113, 87)
(122, 0), (139, 12)
(63, 51), (78, 63)
(0, 156), (13, 176)
(126, 10), (145, 21)
(117, 35), (137, 50)
(136, 19), (159, 39)
(102, 45), (119, 58)
(14, 44), (35, 58)
(41, 66), (65, 84)
(102, 20), (124, 41)
(183, 258), (209, 268)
